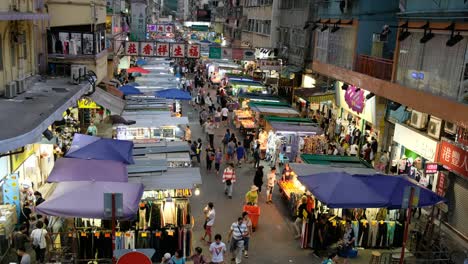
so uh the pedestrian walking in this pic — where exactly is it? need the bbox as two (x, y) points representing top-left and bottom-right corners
(236, 142), (246, 167)
(266, 167), (277, 204)
(222, 163), (236, 199)
(253, 166), (264, 193)
(17, 248), (31, 264)
(184, 125), (191, 141)
(215, 148), (223, 175)
(209, 234), (226, 264)
(227, 217), (248, 264)
(221, 106), (229, 127)
(242, 212), (253, 258)
(226, 139), (236, 162)
(171, 249), (186, 264)
(30, 221), (50, 264)
(196, 138), (203, 163)
(206, 146), (215, 171)
(253, 143), (261, 168)
(245, 185), (259, 205)
(199, 108), (208, 126)
(12, 225), (29, 263)
(188, 247), (209, 264)
(204, 119), (215, 148)
(294, 196), (309, 239)
(214, 107), (222, 128)
(202, 202), (215, 243)
(222, 129), (231, 153)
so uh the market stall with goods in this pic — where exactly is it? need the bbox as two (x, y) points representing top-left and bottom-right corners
(248, 101), (300, 129)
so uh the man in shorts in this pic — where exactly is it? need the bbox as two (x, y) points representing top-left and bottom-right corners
(266, 167), (277, 204)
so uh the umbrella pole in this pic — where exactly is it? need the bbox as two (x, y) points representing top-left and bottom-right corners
(399, 187), (414, 264)
(112, 193), (117, 264)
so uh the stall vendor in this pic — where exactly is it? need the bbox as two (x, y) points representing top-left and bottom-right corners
(281, 163), (293, 181)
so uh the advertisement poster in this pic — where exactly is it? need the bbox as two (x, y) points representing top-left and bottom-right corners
(3, 173), (20, 218)
(130, 2), (146, 41)
(209, 47), (222, 59)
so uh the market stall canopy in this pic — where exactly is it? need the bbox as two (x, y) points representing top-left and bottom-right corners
(66, 134), (135, 164)
(292, 164), (446, 209)
(47, 158), (128, 182)
(128, 168), (202, 190)
(238, 93), (283, 103)
(229, 80), (265, 88)
(128, 66), (150, 74)
(136, 59), (147, 66)
(299, 154), (373, 168)
(120, 112), (189, 127)
(154, 88), (192, 100)
(119, 85), (143, 95)
(127, 159), (168, 174)
(133, 141), (190, 155)
(264, 116), (314, 123)
(36, 181), (144, 219)
(248, 102), (300, 117)
(269, 121), (323, 135)
(90, 87), (126, 115)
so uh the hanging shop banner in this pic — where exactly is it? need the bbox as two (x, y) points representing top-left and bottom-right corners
(394, 123), (438, 161)
(425, 163), (439, 174)
(147, 24), (157, 32)
(243, 49), (256, 61)
(437, 141), (468, 178)
(344, 85), (365, 114)
(191, 25), (209, 32)
(124, 42), (199, 58)
(78, 97), (100, 109)
(209, 47), (222, 59)
(3, 173), (21, 218)
(186, 44), (201, 58)
(11, 144), (36, 171)
(258, 59), (282, 71)
(147, 24), (174, 33)
(232, 49), (244, 60)
(222, 48), (232, 60)
(170, 43), (185, 58)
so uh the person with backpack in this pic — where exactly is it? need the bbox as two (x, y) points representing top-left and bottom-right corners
(227, 139), (236, 162)
(222, 163), (236, 199)
(236, 142), (246, 167)
(223, 129), (231, 153)
(215, 148), (223, 175)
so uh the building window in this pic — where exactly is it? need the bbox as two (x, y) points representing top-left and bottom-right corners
(83, 33), (94, 55)
(280, 0), (292, 9)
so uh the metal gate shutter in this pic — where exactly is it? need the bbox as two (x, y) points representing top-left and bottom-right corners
(447, 173), (468, 236)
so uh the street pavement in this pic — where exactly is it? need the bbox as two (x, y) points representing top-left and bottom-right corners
(183, 97), (322, 264)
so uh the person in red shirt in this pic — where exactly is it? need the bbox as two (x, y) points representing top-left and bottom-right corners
(223, 163), (237, 199)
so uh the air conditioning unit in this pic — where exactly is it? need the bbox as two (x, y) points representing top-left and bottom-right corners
(444, 121), (457, 135)
(16, 79), (25, 94)
(70, 64), (86, 84)
(410, 110), (428, 129)
(427, 116), (442, 139)
(4, 82), (17, 98)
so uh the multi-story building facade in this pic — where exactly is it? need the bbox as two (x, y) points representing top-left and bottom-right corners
(307, 0), (468, 252)
(47, 0), (108, 83)
(240, 0), (278, 49)
(106, 0), (131, 78)
(209, 0), (225, 34)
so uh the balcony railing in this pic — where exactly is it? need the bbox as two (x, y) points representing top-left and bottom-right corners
(354, 54), (393, 81)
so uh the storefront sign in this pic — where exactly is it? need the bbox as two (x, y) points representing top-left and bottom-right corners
(258, 60), (281, 71)
(437, 141), (468, 178)
(130, 2), (146, 41)
(243, 49), (255, 61)
(11, 145), (36, 172)
(436, 172), (448, 197)
(232, 49), (244, 60)
(3, 173), (20, 218)
(78, 97), (100, 109)
(222, 48), (232, 60)
(344, 85), (365, 114)
(425, 163), (438, 174)
(124, 42), (200, 58)
(209, 47), (221, 59)
(394, 123), (438, 161)
(191, 25), (209, 31)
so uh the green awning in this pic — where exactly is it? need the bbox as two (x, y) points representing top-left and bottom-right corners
(229, 80), (264, 88)
(300, 154), (373, 168)
(248, 101), (290, 108)
(264, 116), (314, 123)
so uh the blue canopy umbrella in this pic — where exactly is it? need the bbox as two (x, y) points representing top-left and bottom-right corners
(297, 172), (445, 209)
(135, 59), (147, 66)
(127, 82), (140, 87)
(66, 134), (135, 164)
(154, 88), (192, 100)
(119, 85), (143, 95)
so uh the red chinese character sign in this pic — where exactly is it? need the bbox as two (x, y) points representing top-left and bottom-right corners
(437, 141), (468, 178)
(165, 25), (174, 33)
(155, 43), (169, 57)
(125, 42), (139, 56)
(140, 42), (154, 56)
(171, 44), (185, 58)
(187, 44), (200, 58)
(157, 25), (164, 33)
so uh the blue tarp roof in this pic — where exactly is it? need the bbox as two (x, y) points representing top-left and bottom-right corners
(66, 134), (135, 164)
(297, 168), (446, 209)
(136, 59), (147, 66)
(154, 88), (192, 100)
(119, 85), (143, 95)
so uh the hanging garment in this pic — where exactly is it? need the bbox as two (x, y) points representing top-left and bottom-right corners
(368, 220), (379, 247)
(351, 221), (360, 247)
(386, 221), (396, 247)
(358, 220), (369, 248)
(376, 221), (388, 248)
(124, 231), (135, 249)
(136, 231), (151, 248)
(162, 201), (176, 225)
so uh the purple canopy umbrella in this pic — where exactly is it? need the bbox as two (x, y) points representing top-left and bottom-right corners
(36, 181), (144, 219)
(66, 134), (135, 164)
(47, 158), (128, 182)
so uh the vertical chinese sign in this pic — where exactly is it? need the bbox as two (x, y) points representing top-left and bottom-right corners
(171, 44), (185, 58)
(155, 43), (170, 57)
(140, 42), (154, 56)
(130, 2), (147, 41)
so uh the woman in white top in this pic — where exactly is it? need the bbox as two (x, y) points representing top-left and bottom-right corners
(30, 221), (50, 263)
